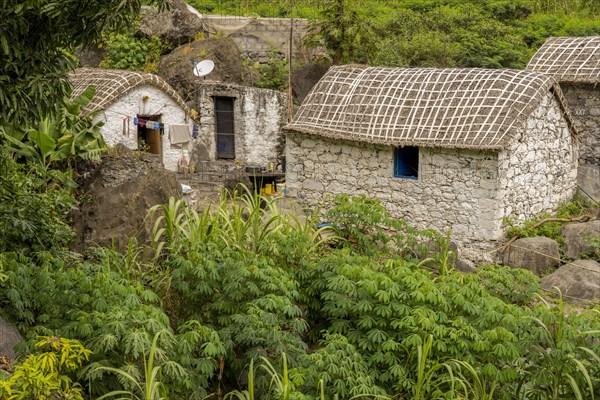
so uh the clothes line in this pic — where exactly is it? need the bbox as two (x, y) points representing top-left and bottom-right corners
(131, 117), (199, 139)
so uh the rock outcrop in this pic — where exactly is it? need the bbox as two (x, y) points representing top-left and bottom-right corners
(0, 319), (23, 359)
(541, 259), (600, 304)
(139, 0), (205, 48)
(292, 62), (330, 103)
(158, 38), (246, 104)
(71, 148), (180, 254)
(561, 220), (600, 259)
(502, 237), (560, 276)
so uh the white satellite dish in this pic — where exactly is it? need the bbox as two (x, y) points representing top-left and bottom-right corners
(193, 60), (215, 78)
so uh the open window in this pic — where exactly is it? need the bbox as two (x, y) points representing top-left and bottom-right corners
(393, 146), (419, 179)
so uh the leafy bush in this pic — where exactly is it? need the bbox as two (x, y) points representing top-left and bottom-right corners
(0, 158), (76, 253)
(0, 337), (91, 400)
(476, 263), (541, 306)
(254, 55), (289, 91)
(100, 32), (165, 73)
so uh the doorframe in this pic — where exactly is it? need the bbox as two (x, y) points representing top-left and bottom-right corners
(137, 113), (163, 158)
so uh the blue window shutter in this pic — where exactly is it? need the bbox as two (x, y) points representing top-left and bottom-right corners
(394, 146), (419, 179)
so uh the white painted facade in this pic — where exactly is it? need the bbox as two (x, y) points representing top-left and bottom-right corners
(195, 81), (288, 168)
(92, 84), (192, 172)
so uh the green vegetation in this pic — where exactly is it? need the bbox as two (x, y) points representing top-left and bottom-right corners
(100, 31), (165, 73)
(504, 194), (598, 261)
(185, 0), (600, 68)
(1, 1), (599, 398)
(0, 182), (598, 399)
(1, 0), (166, 125)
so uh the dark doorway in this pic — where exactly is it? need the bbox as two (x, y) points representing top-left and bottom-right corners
(215, 97), (235, 159)
(137, 114), (162, 155)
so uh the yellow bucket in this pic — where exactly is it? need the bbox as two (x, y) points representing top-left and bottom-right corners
(264, 184), (273, 195)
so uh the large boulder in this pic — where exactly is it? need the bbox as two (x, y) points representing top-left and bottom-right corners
(502, 237), (560, 276)
(76, 43), (106, 68)
(158, 38), (246, 104)
(292, 62), (330, 103)
(561, 220), (600, 259)
(541, 259), (600, 304)
(139, 0), (205, 48)
(0, 318), (23, 359)
(71, 149), (180, 254)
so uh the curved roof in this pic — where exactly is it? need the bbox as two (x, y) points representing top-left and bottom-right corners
(69, 68), (194, 117)
(526, 36), (600, 84)
(285, 66), (574, 150)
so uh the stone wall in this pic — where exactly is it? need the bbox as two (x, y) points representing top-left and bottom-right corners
(498, 92), (578, 225)
(286, 93), (579, 262)
(286, 134), (502, 261)
(201, 15), (316, 64)
(195, 81), (288, 168)
(93, 84), (191, 172)
(561, 84), (600, 166)
(560, 84), (600, 201)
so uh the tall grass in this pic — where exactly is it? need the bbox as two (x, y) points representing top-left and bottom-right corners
(147, 185), (331, 256)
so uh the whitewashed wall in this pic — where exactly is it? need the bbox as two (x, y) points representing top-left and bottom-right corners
(195, 82), (288, 168)
(498, 92), (578, 224)
(93, 84), (191, 172)
(286, 93), (578, 262)
(286, 134), (502, 261)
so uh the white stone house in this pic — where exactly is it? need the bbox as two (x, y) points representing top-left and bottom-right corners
(527, 36), (600, 200)
(192, 81), (288, 169)
(284, 66), (579, 260)
(69, 68), (197, 172)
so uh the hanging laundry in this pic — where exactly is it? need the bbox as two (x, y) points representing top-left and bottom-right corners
(145, 120), (154, 129)
(169, 124), (191, 145)
(133, 117), (138, 126)
(192, 124), (199, 139)
(154, 121), (159, 130)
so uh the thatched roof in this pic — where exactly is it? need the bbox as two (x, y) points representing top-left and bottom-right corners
(527, 36), (600, 84)
(285, 66), (574, 150)
(69, 68), (193, 116)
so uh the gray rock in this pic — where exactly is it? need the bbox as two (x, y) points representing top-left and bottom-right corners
(189, 141), (211, 166)
(0, 319), (23, 359)
(455, 259), (476, 273)
(292, 63), (330, 103)
(561, 220), (600, 259)
(139, 0), (205, 48)
(158, 38), (246, 100)
(503, 237), (560, 276)
(70, 152), (180, 254)
(541, 259), (600, 304)
(75, 44), (106, 68)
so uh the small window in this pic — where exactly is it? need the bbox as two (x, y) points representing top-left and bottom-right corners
(393, 146), (419, 179)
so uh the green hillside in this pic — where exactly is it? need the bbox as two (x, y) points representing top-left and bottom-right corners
(186, 0), (600, 68)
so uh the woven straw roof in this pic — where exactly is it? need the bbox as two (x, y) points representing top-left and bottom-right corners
(527, 36), (600, 84)
(285, 65), (574, 150)
(69, 68), (193, 116)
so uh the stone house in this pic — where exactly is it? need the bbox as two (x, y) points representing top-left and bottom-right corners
(69, 68), (197, 172)
(284, 66), (578, 261)
(193, 81), (288, 170)
(527, 36), (600, 200)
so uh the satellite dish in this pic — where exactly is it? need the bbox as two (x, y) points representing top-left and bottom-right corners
(193, 60), (215, 77)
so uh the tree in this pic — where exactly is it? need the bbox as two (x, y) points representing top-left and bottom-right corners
(304, 0), (373, 64)
(0, 0), (166, 125)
